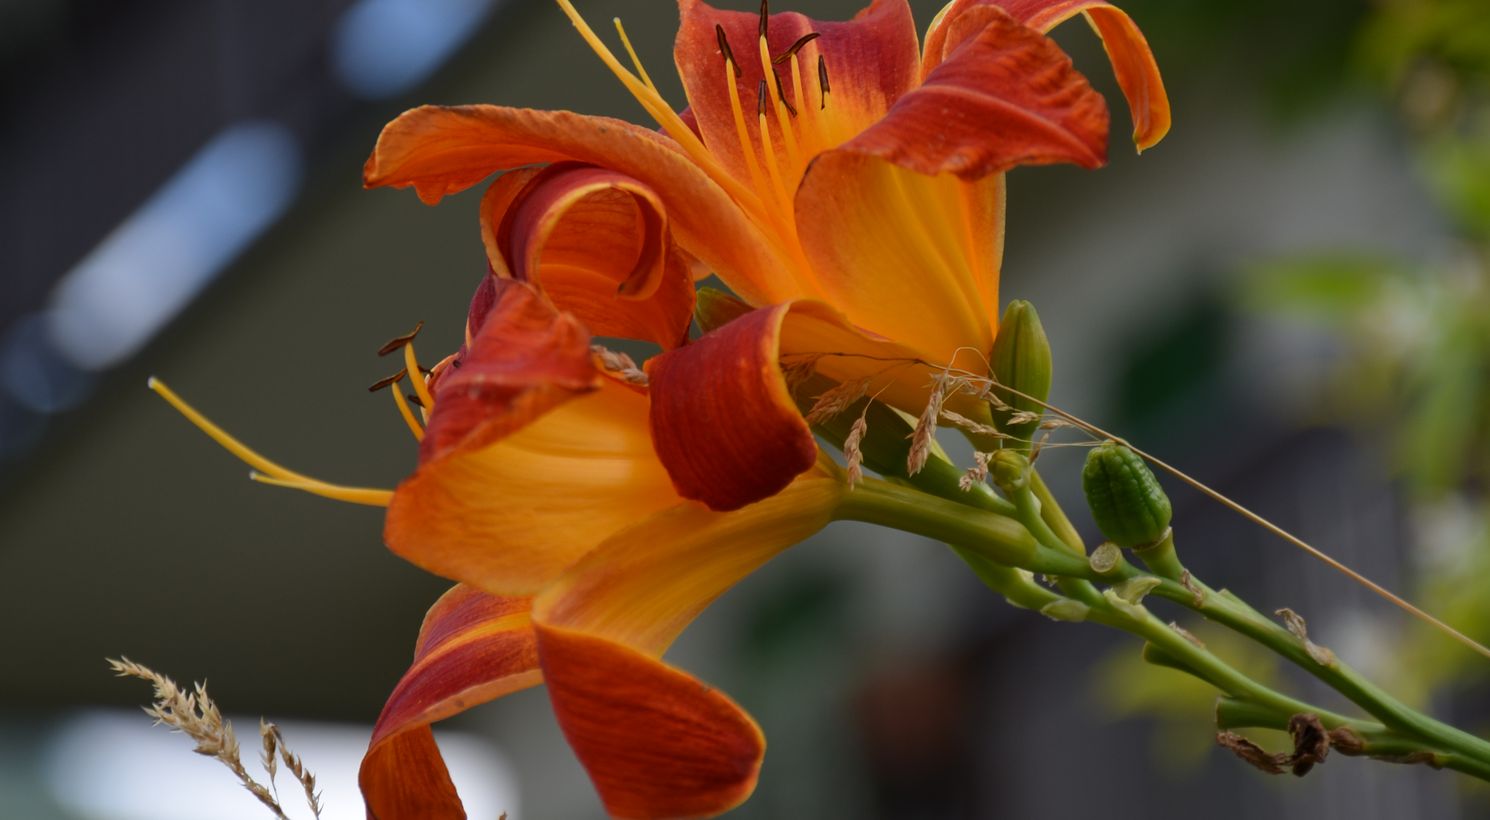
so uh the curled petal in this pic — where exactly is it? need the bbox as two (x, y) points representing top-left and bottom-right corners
(646, 304), (814, 512)
(387, 377), (681, 596)
(795, 151), (1004, 367)
(360, 586), (541, 820)
(364, 105), (796, 305)
(849, 6), (1109, 179)
(533, 479), (842, 817)
(674, 0), (919, 183)
(647, 300), (978, 511)
(483, 164), (695, 349)
(925, 0), (1169, 151)
(419, 278), (597, 463)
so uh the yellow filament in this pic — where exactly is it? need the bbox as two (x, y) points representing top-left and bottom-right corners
(789, 52), (822, 153)
(758, 36), (802, 173)
(250, 472), (394, 506)
(612, 17), (659, 95)
(148, 377), (393, 507)
(390, 384), (426, 442)
(403, 343), (436, 411)
(757, 110), (794, 215)
(723, 60), (769, 202)
(553, 0), (766, 216)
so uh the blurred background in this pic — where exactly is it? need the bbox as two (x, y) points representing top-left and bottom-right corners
(2, 0), (1488, 817)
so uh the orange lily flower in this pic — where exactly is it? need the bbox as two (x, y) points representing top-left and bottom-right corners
(348, 0), (1171, 817)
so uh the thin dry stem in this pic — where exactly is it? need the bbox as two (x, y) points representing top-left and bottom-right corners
(110, 658), (321, 820)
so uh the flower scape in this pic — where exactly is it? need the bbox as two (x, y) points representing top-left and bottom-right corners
(141, 0), (1490, 818)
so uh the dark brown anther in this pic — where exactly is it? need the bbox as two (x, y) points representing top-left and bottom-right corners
(715, 24), (741, 79)
(817, 55), (830, 108)
(772, 69), (798, 117)
(756, 79), (769, 117)
(758, 0), (769, 39)
(405, 392), (425, 409)
(772, 32), (820, 64)
(377, 320), (424, 357)
(367, 370), (407, 393)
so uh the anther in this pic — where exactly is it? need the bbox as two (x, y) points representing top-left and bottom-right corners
(715, 24), (741, 79)
(773, 68), (798, 117)
(757, 79), (769, 117)
(405, 393), (425, 409)
(818, 55), (830, 108)
(758, 0), (769, 39)
(377, 320), (424, 357)
(367, 370), (407, 393)
(772, 32), (820, 64)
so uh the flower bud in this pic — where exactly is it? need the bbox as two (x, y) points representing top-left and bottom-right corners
(1082, 442), (1172, 548)
(989, 300), (1052, 450)
(988, 449), (1029, 496)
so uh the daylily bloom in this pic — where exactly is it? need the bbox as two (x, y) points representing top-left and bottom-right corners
(205, 0), (1170, 817)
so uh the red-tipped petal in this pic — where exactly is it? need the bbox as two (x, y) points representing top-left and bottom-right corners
(364, 105), (795, 305)
(849, 6), (1109, 179)
(418, 278), (597, 464)
(360, 586), (541, 820)
(531, 478), (841, 817)
(925, 0), (1169, 151)
(484, 164), (694, 349)
(537, 625), (764, 819)
(674, 0), (919, 185)
(645, 304), (815, 512)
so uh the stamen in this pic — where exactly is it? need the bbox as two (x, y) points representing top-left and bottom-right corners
(757, 79), (769, 118)
(818, 55), (830, 110)
(377, 320), (424, 357)
(758, 36), (801, 168)
(756, 100), (793, 213)
(405, 393), (425, 409)
(403, 342), (436, 411)
(758, 0), (769, 39)
(715, 24), (741, 79)
(724, 54), (768, 195)
(772, 32), (820, 64)
(554, 0), (767, 218)
(390, 385), (426, 441)
(773, 69), (798, 118)
(789, 52), (822, 149)
(367, 370), (406, 393)
(612, 17), (659, 94)
(249, 472), (394, 507)
(148, 377), (393, 507)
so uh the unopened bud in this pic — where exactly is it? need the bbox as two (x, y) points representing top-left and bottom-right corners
(694, 286), (752, 333)
(989, 299), (1052, 450)
(1082, 442), (1172, 548)
(988, 449), (1028, 496)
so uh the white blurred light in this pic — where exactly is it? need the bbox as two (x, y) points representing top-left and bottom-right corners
(46, 122), (302, 371)
(44, 709), (518, 820)
(333, 0), (497, 99)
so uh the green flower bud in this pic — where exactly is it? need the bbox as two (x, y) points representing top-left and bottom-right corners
(989, 300), (1052, 451)
(988, 449), (1029, 496)
(694, 286), (752, 333)
(1082, 442), (1172, 548)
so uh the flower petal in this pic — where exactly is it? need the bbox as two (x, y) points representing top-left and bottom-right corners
(418, 278), (598, 464)
(847, 6), (1109, 179)
(483, 163), (695, 349)
(925, 0), (1169, 151)
(645, 303), (814, 512)
(364, 105), (796, 305)
(533, 478), (842, 817)
(361, 586), (540, 820)
(674, 0), (920, 184)
(794, 151), (1004, 367)
(647, 300), (982, 511)
(387, 377), (681, 596)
